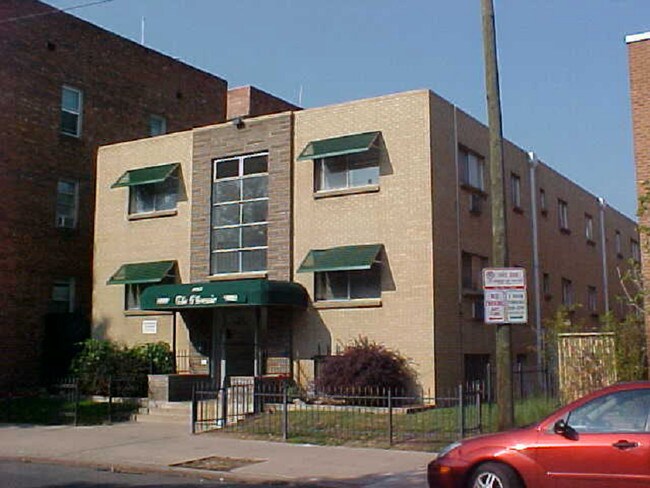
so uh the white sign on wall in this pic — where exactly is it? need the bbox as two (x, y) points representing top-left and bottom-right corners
(482, 268), (528, 324)
(142, 320), (158, 334)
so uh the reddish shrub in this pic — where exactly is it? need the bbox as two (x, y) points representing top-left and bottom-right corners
(315, 337), (414, 395)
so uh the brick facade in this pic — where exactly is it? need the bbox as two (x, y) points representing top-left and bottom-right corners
(227, 86), (300, 120)
(0, 0), (228, 390)
(627, 33), (650, 359)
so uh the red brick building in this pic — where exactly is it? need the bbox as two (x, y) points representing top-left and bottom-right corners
(0, 0), (232, 389)
(628, 31), (650, 362)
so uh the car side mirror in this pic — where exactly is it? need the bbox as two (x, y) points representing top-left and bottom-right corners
(554, 420), (578, 440)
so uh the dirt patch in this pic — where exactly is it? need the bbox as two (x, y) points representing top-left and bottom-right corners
(171, 455), (265, 472)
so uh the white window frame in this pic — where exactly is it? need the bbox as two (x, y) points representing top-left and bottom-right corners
(55, 179), (79, 229)
(558, 199), (569, 231)
(561, 278), (573, 306)
(314, 265), (381, 302)
(631, 239), (641, 262)
(314, 152), (379, 192)
(128, 172), (179, 215)
(587, 286), (597, 313)
(125, 271), (175, 311)
(511, 173), (521, 209)
(585, 214), (594, 242)
(211, 152), (269, 275)
(52, 278), (75, 313)
(459, 147), (485, 191)
(149, 114), (167, 136)
(61, 85), (83, 137)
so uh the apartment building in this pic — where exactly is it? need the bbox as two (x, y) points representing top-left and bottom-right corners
(627, 31), (650, 360)
(0, 0), (298, 390)
(93, 89), (638, 394)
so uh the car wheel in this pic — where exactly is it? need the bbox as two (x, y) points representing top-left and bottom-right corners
(469, 462), (522, 488)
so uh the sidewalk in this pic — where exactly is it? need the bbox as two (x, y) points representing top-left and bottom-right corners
(0, 421), (433, 487)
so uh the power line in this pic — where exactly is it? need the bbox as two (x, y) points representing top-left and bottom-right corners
(0, 0), (117, 25)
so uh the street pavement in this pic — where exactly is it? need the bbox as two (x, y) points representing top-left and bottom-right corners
(0, 421), (432, 487)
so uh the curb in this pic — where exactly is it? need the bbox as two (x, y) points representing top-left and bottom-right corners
(0, 455), (346, 487)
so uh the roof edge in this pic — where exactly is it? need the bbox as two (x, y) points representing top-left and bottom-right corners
(626, 31), (650, 44)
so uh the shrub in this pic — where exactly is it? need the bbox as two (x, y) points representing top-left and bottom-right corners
(315, 337), (415, 396)
(70, 339), (174, 396)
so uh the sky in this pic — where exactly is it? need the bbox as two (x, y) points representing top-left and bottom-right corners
(43, 0), (650, 219)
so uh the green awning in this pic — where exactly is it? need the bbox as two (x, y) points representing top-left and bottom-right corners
(140, 279), (308, 310)
(107, 261), (176, 285)
(297, 131), (380, 161)
(111, 163), (179, 188)
(297, 244), (382, 273)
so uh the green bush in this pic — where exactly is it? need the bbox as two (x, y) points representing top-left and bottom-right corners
(70, 339), (174, 396)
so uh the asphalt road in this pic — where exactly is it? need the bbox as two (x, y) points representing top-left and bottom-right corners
(0, 460), (320, 488)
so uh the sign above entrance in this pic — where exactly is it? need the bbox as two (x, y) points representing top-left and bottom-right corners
(140, 279), (309, 310)
(482, 268), (528, 325)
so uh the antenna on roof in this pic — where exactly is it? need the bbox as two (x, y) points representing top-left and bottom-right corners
(140, 16), (145, 45)
(298, 84), (304, 106)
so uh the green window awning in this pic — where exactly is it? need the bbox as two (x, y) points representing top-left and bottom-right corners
(111, 163), (179, 188)
(297, 131), (380, 161)
(297, 244), (382, 273)
(107, 261), (176, 285)
(140, 279), (308, 310)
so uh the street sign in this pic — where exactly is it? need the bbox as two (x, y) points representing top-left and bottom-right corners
(482, 268), (527, 324)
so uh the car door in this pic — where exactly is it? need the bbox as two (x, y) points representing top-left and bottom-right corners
(533, 388), (650, 488)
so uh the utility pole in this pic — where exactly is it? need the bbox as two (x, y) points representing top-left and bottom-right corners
(480, 0), (514, 429)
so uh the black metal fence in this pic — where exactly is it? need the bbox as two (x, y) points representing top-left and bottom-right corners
(1, 376), (142, 426)
(192, 381), (483, 450)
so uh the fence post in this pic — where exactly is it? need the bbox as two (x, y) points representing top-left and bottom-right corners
(458, 384), (465, 438)
(191, 384), (197, 434)
(388, 388), (393, 447)
(476, 391), (482, 433)
(282, 382), (289, 441)
(73, 378), (79, 427)
(107, 376), (113, 425)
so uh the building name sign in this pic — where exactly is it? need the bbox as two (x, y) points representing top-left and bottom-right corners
(482, 268), (527, 325)
(154, 292), (246, 307)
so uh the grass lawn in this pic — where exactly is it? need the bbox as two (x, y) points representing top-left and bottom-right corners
(0, 396), (139, 425)
(210, 395), (560, 451)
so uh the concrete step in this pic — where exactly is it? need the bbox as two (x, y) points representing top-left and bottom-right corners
(136, 401), (192, 424)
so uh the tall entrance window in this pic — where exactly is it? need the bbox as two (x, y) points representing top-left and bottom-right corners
(211, 153), (268, 275)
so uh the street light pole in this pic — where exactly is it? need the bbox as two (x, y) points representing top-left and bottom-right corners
(480, 0), (514, 430)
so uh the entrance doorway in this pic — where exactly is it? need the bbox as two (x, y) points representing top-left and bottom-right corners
(223, 308), (256, 377)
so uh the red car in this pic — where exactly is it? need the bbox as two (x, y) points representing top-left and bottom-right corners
(428, 381), (650, 487)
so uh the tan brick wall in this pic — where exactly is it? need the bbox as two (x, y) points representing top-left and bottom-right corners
(92, 132), (195, 351)
(293, 90), (437, 391)
(628, 37), (650, 356)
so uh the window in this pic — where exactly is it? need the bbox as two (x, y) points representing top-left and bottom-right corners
(126, 272), (175, 311)
(211, 153), (268, 275)
(631, 239), (640, 262)
(561, 278), (573, 306)
(51, 278), (75, 313)
(566, 389), (650, 433)
(585, 214), (594, 243)
(462, 252), (488, 291)
(55, 179), (79, 228)
(459, 147), (485, 191)
(315, 265), (381, 301)
(558, 199), (569, 232)
(510, 173), (522, 210)
(469, 193), (483, 215)
(315, 151), (379, 192)
(539, 188), (547, 215)
(61, 86), (82, 137)
(149, 115), (167, 136)
(129, 171), (178, 215)
(615, 230), (622, 258)
(543, 273), (551, 298)
(471, 298), (485, 320)
(587, 286), (597, 313)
